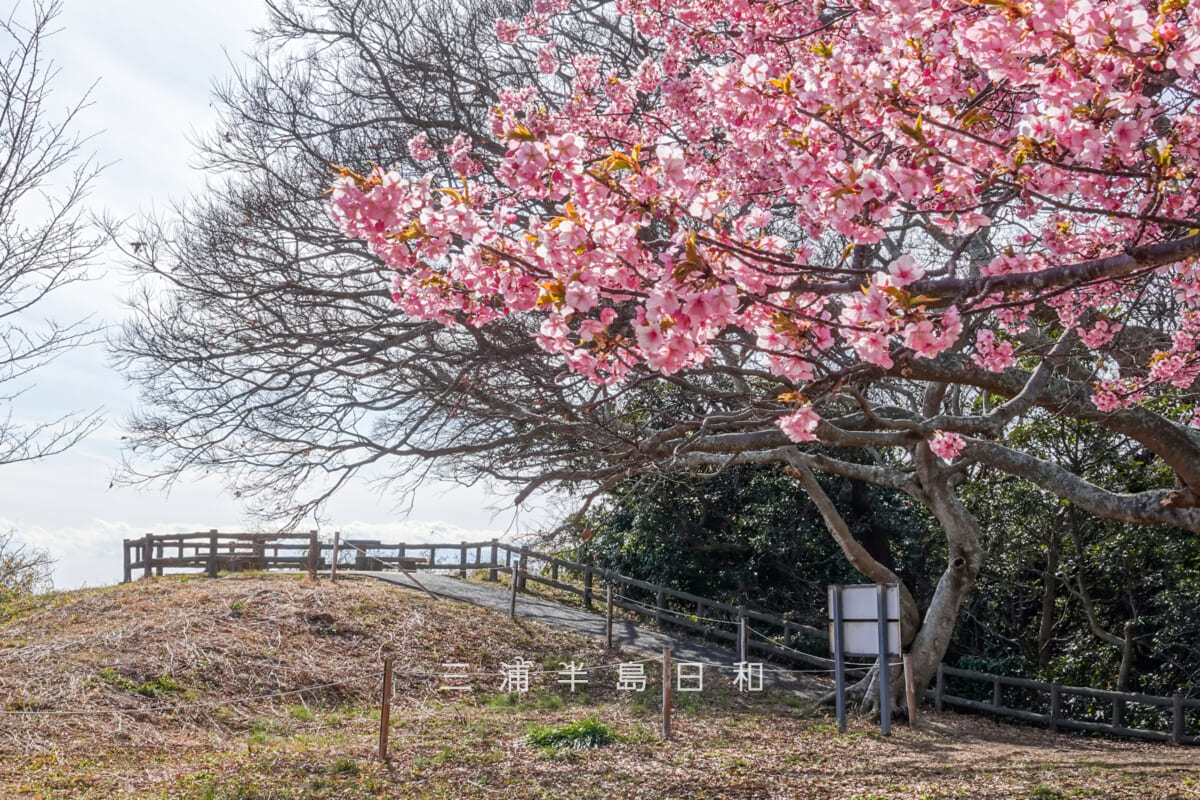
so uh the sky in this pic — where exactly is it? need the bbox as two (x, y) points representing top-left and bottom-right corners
(1, 0), (539, 590)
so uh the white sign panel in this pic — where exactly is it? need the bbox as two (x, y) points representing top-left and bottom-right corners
(828, 584), (901, 657)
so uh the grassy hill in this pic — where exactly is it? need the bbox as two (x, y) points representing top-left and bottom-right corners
(1, 574), (1196, 800)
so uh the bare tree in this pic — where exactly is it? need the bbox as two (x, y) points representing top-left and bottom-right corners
(0, 530), (53, 599)
(113, 0), (648, 517)
(0, 0), (103, 465)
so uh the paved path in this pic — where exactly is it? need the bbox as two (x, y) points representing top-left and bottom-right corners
(363, 570), (823, 698)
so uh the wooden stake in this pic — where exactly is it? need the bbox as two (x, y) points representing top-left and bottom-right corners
(662, 647), (672, 741)
(903, 653), (917, 725)
(379, 657), (394, 761)
(509, 565), (518, 619)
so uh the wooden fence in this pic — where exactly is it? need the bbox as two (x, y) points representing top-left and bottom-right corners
(932, 664), (1198, 745)
(123, 533), (1198, 744)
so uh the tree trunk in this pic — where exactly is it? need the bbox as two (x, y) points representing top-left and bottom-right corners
(1037, 528), (1061, 671)
(900, 444), (985, 704)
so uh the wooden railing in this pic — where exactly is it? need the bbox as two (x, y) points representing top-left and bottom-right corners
(123, 533), (1198, 745)
(932, 665), (1199, 745)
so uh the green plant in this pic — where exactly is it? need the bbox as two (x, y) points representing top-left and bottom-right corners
(329, 756), (359, 775)
(525, 717), (620, 750)
(287, 704), (315, 722)
(96, 669), (180, 698)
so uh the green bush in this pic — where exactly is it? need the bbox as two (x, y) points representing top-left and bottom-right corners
(525, 717), (619, 750)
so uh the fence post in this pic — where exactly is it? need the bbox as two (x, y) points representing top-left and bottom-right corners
(510, 565), (519, 619)
(122, 540), (132, 584)
(517, 546), (529, 591)
(738, 611), (748, 663)
(1050, 683), (1062, 733)
(1173, 694), (1186, 745)
(662, 647), (672, 741)
(583, 566), (594, 610)
(379, 657), (394, 761)
(141, 534), (154, 579)
(656, 590), (665, 626)
(330, 532), (340, 582)
(207, 530), (219, 578)
(307, 530), (319, 580)
(155, 538), (164, 576)
(992, 678), (1002, 709)
(1112, 696), (1123, 729)
(488, 540), (499, 581)
(935, 664), (944, 712)
(396, 542), (405, 572)
(459, 541), (467, 578)
(783, 621), (792, 650)
(606, 581), (614, 649)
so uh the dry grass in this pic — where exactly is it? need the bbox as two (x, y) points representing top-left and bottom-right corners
(1, 574), (1197, 800)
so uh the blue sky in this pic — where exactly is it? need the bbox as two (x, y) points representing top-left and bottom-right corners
(2, 1), (537, 589)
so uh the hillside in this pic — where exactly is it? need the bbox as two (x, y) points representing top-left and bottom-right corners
(1, 575), (1197, 800)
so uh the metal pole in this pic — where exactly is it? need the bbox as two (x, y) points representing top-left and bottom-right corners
(877, 583), (891, 736)
(330, 532), (340, 582)
(738, 612), (747, 663)
(605, 581), (614, 649)
(662, 647), (672, 741)
(831, 584), (846, 733)
(379, 657), (394, 761)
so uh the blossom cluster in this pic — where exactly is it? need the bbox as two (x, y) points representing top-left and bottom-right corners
(331, 0), (1200, 448)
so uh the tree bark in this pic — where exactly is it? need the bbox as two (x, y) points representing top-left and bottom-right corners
(901, 444), (985, 701)
(1037, 527), (1061, 671)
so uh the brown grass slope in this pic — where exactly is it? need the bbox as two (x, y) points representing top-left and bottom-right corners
(0, 574), (1196, 800)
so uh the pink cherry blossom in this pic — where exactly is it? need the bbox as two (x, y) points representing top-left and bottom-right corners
(777, 406), (820, 443)
(929, 431), (966, 462)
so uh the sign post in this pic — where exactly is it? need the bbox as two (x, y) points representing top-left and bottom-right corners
(829, 584), (846, 733)
(828, 583), (900, 736)
(876, 583), (891, 736)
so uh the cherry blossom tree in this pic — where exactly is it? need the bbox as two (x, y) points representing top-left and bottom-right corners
(330, 0), (1200, 707)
